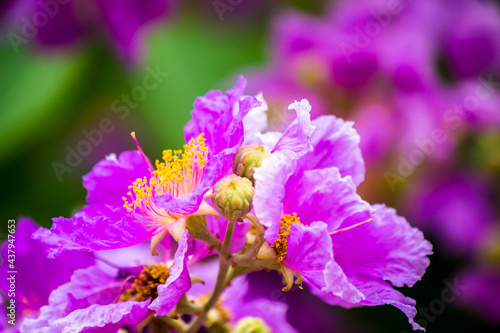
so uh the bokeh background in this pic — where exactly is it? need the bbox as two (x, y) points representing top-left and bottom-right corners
(1, 0), (500, 332)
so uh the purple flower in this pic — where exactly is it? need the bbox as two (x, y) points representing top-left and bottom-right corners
(442, 0), (500, 79)
(35, 76), (261, 257)
(456, 267), (500, 324)
(252, 100), (432, 330)
(0, 218), (94, 330)
(22, 231), (191, 332)
(5, 0), (177, 63)
(451, 81), (500, 130)
(405, 172), (494, 255)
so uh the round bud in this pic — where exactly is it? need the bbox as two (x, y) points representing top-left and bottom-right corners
(212, 174), (254, 221)
(233, 317), (271, 333)
(233, 145), (271, 184)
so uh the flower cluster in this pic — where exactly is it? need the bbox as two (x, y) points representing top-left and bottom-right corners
(2, 76), (431, 332)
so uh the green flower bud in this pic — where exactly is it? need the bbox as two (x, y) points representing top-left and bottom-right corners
(212, 174), (254, 221)
(233, 317), (271, 333)
(233, 145), (271, 184)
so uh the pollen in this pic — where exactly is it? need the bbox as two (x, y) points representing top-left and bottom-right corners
(120, 264), (170, 302)
(123, 133), (209, 214)
(273, 213), (302, 262)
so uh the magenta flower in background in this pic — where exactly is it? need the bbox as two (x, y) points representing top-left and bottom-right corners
(457, 267), (500, 324)
(405, 172), (495, 256)
(441, 0), (500, 80)
(4, 0), (177, 63)
(34, 76), (261, 257)
(0, 218), (95, 330)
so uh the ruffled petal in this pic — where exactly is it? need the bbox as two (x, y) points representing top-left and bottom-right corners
(34, 205), (151, 258)
(0, 218), (94, 317)
(354, 277), (423, 331)
(253, 150), (298, 242)
(284, 167), (372, 232)
(242, 93), (269, 144)
(250, 131), (283, 151)
(83, 150), (151, 208)
(185, 88), (228, 151)
(296, 115), (366, 186)
(307, 206), (431, 330)
(312, 273), (423, 331)
(52, 300), (150, 333)
(150, 231), (191, 315)
(185, 76), (260, 156)
(284, 222), (333, 290)
(21, 265), (124, 332)
(218, 94), (262, 159)
(332, 204), (432, 288)
(272, 99), (315, 157)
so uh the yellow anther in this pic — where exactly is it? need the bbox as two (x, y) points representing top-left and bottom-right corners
(273, 213), (302, 262)
(120, 264), (170, 302)
(123, 133), (209, 216)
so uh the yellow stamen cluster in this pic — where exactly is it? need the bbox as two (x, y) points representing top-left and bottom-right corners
(273, 213), (302, 262)
(123, 134), (208, 213)
(120, 264), (170, 302)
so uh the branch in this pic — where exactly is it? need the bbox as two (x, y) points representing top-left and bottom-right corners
(186, 219), (236, 333)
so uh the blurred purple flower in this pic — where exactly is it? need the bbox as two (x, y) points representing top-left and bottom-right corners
(457, 267), (500, 324)
(5, 0), (177, 63)
(405, 172), (494, 255)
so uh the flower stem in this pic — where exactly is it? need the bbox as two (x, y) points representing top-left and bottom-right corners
(159, 315), (187, 332)
(186, 219), (236, 333)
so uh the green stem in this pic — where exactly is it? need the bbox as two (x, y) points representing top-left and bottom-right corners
(186, 219), (236, 333)
(159, 316), (186, 332)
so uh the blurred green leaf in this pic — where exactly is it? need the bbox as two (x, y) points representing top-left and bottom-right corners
(137, 13), (266, 148)
(0, 47), (89, 163)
